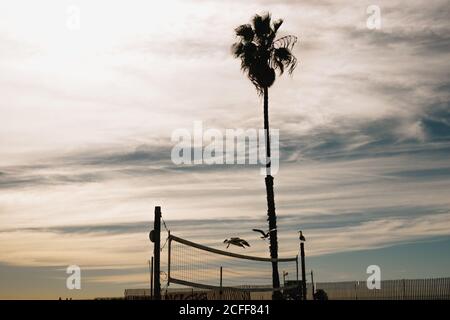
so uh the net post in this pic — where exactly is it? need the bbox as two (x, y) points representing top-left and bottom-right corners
(220, 266), (223, 299)
(296, 255), (299, 300)
(149, 257), (153, 300)
(300, 242), (307, 300)
(168, 230), (171, 286)
(153, 206), (161, 300)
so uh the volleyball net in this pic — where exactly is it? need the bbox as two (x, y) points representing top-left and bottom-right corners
(167, 234), (299, 293)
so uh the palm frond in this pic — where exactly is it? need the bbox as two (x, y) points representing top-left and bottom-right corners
(231, 42), (244, 57)
(252, 13), (272, 39)
(273, 19), (283, 33)
(271, 55), (285, 75)
(273, 35), (298, 50)
(235, 24), (254, 42)
(272, 47), (297, 74)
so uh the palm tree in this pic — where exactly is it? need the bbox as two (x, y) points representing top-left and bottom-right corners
(232, 13), (298, 299)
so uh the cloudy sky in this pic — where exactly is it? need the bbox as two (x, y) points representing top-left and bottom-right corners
(0, 0), (449, 298)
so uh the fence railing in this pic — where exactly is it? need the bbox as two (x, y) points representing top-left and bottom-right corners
(310, 277), (450, 300)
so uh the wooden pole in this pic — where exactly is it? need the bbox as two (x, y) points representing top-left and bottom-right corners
(153, 206), (161, 300)
(220, 266), (223, 299)
(311, 270), (315, 300)
(168, 230), (171, 286)
(296, 255), (299, 300)
(300, 242), (307, 300)
(150, 257), (153, 300)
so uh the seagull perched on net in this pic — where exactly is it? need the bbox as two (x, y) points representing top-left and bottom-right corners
(298, 230), (306, 242)
(223, 237), (250, 249)
(252, 228), (276, 240)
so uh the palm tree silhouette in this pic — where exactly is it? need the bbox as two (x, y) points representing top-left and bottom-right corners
(232, 13), (298, 299)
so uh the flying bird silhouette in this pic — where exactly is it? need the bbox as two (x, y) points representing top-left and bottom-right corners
(223, 237), (250, 249)
(252, 228), (276, 239)
(298, 230), (306, 242)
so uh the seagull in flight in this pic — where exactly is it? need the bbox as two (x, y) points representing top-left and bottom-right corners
(223, 237), (250, 249)
(252, 228), (276, 239)
(298, 230), (306, 242)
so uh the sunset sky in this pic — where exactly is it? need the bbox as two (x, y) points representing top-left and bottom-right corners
(1, 0), (450, 299)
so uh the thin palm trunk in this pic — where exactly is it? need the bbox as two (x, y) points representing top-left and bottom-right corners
(263, 87), (282, 299)
(232, 13), (297, 300)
